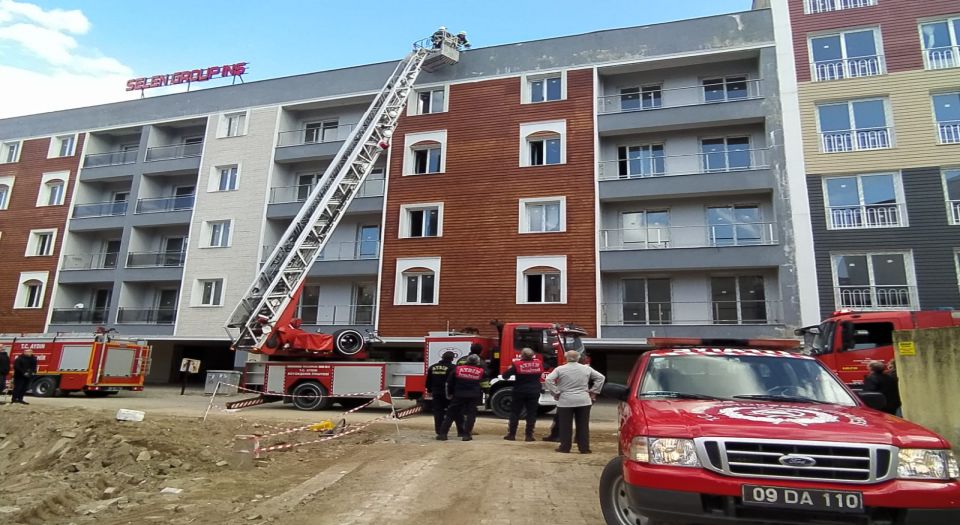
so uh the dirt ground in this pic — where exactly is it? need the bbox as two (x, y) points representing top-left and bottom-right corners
(0, 388), (618, 525)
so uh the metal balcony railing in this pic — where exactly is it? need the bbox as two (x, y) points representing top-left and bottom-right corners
(117, 307), (177, 324)
(597, 148), (769, 180)
(948, 200), (960, 225)
(820, 128), (893, 152)
(600, 222), (778, 250)
(827, 203), (905, 229)
(135, 195), (194, 214)
(73, 201), (128, 218)
(597, 79), (763, 115)
(61, 252), (120, 270)
(261, 241), (379, 265)
(50, 308), (111, 324)
(600, 301), (782, 326)
(270, 179), (385, 204)
(356, 178), (385, 198)
(805, 0), (875, 14)
(938, 121), (960, 144)
(276, 123), (356, 147)
(296, 304), (376, 326)
(836, 286), (917, 310)
(812, 55), (884, 81)
(924, 46), (959, 70)
(126, 251), (186, 268)
(83, 149), (138, 168)
(144, 142), (203, 161)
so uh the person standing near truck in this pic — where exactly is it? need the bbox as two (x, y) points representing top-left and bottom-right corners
(425, 351), (463, 438)
(11, 348), (38, 405)
(862, 360), (901, 416)
(502, 347), (543, 442)
(437, 354), (486, 441)
(545, 351), (605, 454)
(0, 347), (9, 403)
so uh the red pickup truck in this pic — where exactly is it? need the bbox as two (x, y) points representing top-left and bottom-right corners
(599, 338), (960, 525)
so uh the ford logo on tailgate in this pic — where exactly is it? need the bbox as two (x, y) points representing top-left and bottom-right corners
(779, 454), (817, 467)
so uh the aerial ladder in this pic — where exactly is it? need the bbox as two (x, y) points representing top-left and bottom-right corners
(226, 30), (464, 358)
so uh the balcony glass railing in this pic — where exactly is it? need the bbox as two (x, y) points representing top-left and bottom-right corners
(135, 195), (195, 214)
(820, 128), (893, 152)
(261, 241), (379, 265)
(600, 223), (778, 250)
(811, 55), (884, 81)
(805, 0), (875, 14)
(923, 46), (959, 70)
(938, 121), (960, 144)
(296, 304), (376, 326)
(61, 252), (120, 270)
(277, 123), (356, 147)
(126, 251), (186, 268)
(269, 179), (384, 204)
(597, 79), (763, 115)
(50, 308), (111, 324)
(827, 204), (905, 229)
(73, 201), (128, 218)
(83, 149), (138, 168)
(144, 142), (203, 161)
(837, 285), (917, 311)
(600, 301), (781, 326)
(117, 307), (177, 325)
(597, 148), (769, 180)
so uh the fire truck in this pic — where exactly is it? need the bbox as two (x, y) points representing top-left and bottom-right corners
(796, 309), (960, 386)
(0, 329), (151, 397)
(221, 30), (587, 416)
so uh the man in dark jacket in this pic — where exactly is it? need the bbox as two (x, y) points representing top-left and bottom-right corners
(0, 347), (10, 403)
(425, 351), (463, 438)
(862, 360), (901, 416)
(437, 354), (485, 441)
(12, 348), (38, 405)
(502, 348), (544, 442)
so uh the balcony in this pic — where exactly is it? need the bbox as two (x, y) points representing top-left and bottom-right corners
(126, 251), (186, 268)
(923, 46), (959, 71)
(836, 285), (917, 311)
(142, 143), (203, 174)
(117, 307), (177, 325)
(805, 0), (875, 14)
(50, 308), (111, 325)
(597, 80), (765, 136)
(261, 241), (379, 276)
(275, 124), (354, 163)
(59, 253), (118, 283)
(597, 149), (773, 200)
(132, 195), (194, 225)
(600, 300), (784, 339)
(827, 204), (905, 230)
(938, 121), (960, 145)
(811, 56), (884, 82)
(73, 201), (128, 219)
(266, 179), (385, 218)
(297, 304), (376, 331)
(600, 223), (778, 250)
(820, 128), (893, 153)
(949, 200), (960, 225)
(83, 149), (138, 168)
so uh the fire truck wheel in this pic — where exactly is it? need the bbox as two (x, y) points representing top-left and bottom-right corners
(291, 381), (333, 411)
(31, 377), (59, 398)
(489, 388), (514, 419)
(333, 329), (365, 356)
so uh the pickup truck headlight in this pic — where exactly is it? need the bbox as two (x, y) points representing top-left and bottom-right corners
(630, 437), (700, 467)
(897, 449), (959, 480)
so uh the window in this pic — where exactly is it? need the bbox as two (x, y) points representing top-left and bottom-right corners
(619, 85), (662, 111)
(223, 112), (247, 137)
(414, 146), (442, 174)
(617, 144), (665, 178)
(1, 141), (20, 163)
(14, 271), (47, 309)
(530, 75), (562, 103)
(943, 169), (960, 225)
(618, 210), (670, 248)
(817, 99), (891, 152)
(520, 197), (565, 233)
(516, 256), (567, 304)
(400, 203), (442, 238)
(844, 322), (895, 352)
(0, 176), (12, 210)
(47, 180), (64, 205)
(832, 252), (916, 310)
(701, 137), (752, 172)
(621, 278), (672, 325)
(206, 220), (232, 247)
(920, 17), (960, 70)
(805, 0), (876, 14)
(707, 205), (764, 246)
(395, 257), (440, 305)
(403, 131), (447, 175)
(702, 76), (749, 102)
(37, 172), (69, 207)
(305, 120), (339, 143)
(824, 173), (904, 229)
(26, 229), (56, 256)
(48, 134), (76, 158)
(198, 279), (224, 306)
(528, 134), (561, 166)
(416, 88), (446, 114)
(810, 29), (883, 81)
(520, 121), (566, 167)
(711, 276), (767, 324)
(933, 92), (960, 144)
(217, 166), (239, 191)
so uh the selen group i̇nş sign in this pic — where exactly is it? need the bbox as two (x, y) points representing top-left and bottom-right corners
(126, 62), (248, 91)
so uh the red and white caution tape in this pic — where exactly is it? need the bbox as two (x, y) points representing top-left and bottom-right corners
(251, 415), (392, 457)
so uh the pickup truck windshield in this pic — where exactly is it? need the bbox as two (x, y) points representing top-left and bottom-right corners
(639, 354), (857, 406)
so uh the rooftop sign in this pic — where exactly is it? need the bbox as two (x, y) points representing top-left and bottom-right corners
(126, 62), (248, 91)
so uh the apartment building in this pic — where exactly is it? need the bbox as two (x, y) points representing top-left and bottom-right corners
(768, 0), (960, 317)
(0, 6), (813, 382)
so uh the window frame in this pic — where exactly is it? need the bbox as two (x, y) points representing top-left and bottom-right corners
(804, 0), (877, 15)
(519, 196), (566, 234)
(830, 250), (918, 310)
(815, 97), (893, 152)
(519, 121), (567, 167)
(0, 175), (14, 210)
(700, 75), (752, 103)
(14, 271), (48, 310)
(204, 220), (233, 248)
(620, 277), (673, 325)
(710, 275), (769, 325)
(619, 84), (663, 111)
(942, 168), (960, 225)
(36, 171), (70, 207)
(403, 130), (447, 176)
(516, 256), (567, 305)
(394, 257), (441, 306)
(1, 140), (21, 164)
(220, 111), (249, 138)
(25, 228), (57, 257)
(932, 91), (960, 144)
(47, 134), (77, 158)
(822, 171), (907, 230)
(522, 71), (566, 104)
(304, 119), (340, 143)
(411, 85), (448, 115)
(918, 16), (960, 70)
(196, 278), (225, 307)
(399, 202), (444, 239)
(807, 27), (885, 81)
(699, 136), (753, 172)
(213, 165), (240, 192)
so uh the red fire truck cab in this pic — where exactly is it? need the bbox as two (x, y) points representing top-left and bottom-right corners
(796, 310), (960, 386)
(1, 330), (151, 397)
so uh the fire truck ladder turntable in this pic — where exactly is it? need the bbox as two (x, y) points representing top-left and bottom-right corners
(226, 34), (461, 353)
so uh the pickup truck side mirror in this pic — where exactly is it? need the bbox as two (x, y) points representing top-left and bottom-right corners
(602, 383), (630, 402)
(857, 391), (886, 411)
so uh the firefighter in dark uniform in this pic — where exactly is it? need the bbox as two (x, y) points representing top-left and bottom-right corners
(425, 351), (463, 438)
(502, 347), (544, 442)
(11, 348), (38, 405)
(437, 354), (486, 441)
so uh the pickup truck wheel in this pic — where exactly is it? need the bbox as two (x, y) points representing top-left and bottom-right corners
(601, 456), (669, 525)
(333, 329), (364, 356)
(31, 377), (59, 398)
(291, 382), (333, 411)
(489, 388), (514, 419)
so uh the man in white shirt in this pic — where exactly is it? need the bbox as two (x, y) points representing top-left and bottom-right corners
(544, 351), (605, 454)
